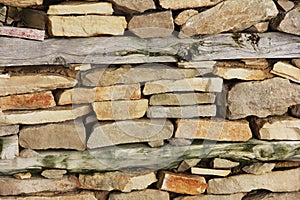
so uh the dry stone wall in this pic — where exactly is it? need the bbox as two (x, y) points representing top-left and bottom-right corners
(0, 0), (300, 199)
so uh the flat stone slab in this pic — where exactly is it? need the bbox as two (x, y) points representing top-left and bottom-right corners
(271, 61), (300, 83)
(159, 0), (223, 10)
(109, 189), (169, 200)
(108, 0), (156, 13)
(191, 167), (231, 177)
(0, 135), (18, 159)
(0, 0), (43, 7)
(0, 125), (19, 137)
(173, 193), (245, 200)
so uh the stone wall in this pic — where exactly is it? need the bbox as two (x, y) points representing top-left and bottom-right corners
(0, 0), (300, 199)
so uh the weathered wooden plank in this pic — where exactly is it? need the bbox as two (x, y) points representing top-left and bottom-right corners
(0, 32), (299, 66)
(0, 139), (299, 175)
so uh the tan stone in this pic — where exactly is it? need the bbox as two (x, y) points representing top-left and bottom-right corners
(246, 22), (269, 33)
(244, 192), (300, 200)
(87, 119), (173, 148)
(242, 163), (275, 175)
(57, 84), (141, 105)
(292, 59), (300, 68)
(41, 170), (67, 179)
(13, 172), (32, 180)
(148, 140), (164, 148)
(108, 0), (155, 13)
(250, 116), (300, 140)
(212, 158), (239, 169)
(19, 120), (86, 150)
(158, 171), (207, 195)
(180, 0), (278, 36)
(0, 91), (56, 111)
(173, 193), (245, 200)
(0, 176), (78, 195)
(128, 11), (174, 38)
(48, 15), (127, 37)
(109, 189), (169, 200)
(191, 167), (231, 177)
(79, 171), (157, 192)
(178, 61), (216, 69)
(175, 119), (252, 141)
(0, 135), (18, 159)
(150, 93), (215, 106)
(278, 0), (295, 12)
(175, 9), (198, 25)
(19, 148), (39, 158)
(207, 168), (300, 194)
(1, 192), (98, 200)
(147, 105), (216, 118)
(217, 59), (269, 70)
(143, 78), (223, 95)
(178, 159), (201, 172)
(48, 1), (113, 15)
(0, 125), (19, 136)
(95, 191), (110, 200)
(276, 7), (300, 36)
(271, 61), (300, 83)
(159, 0), (223, 10)
(0, 75), (77, 97)
(0, 0), (43, 7)
(0, 105), (91, 125)
(214, 66), (272, 80)
(275, 161), (300, 169)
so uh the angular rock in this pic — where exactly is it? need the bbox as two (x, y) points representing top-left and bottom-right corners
(147, 105), (216, 118)
(213, 66), (272, 80)
(13, 172), (32, 180)
(243, 192), (300, 200)
(0, 125), (19, 136)
(92, 100), (148, 120)
(227, 78), (300, 119)
(95, 191), (110, 200)
(271, 61), (300, 83)
(19, 120), (86, 150)
(207, 168), (300, 194)
(180, 0), (278, 36)
(0, 135), (18, 159)
(79, 171), (157, 192)
(178, 61), (216, 69)
(212, 158), (239, 169)
(0, 0), (43, 7)
(143, 78), (223, 95)
(0, 105), (91, 125)
(48, 15), (127, 37)
(128, 11), (174, 38)
(191, 167), (231, 177)
(277, 0), (295, 12)
(47, 1), (113, 15)
(159, 0), (223, 10)
(19, 148), (39, 158)
(174, 193), (245, 200)
(178, 159), (201, 172)
(250, 116), (300, 140)
(1, 192), (97, 200)
(87, 119), (173, 148)
(108, 0), (155, 13)
(0, 26), (45, 41)
(242, 163), (275, 175)
(175, 119), (252, 141)
(150, 93), (215, 106)
(175, 9), (199, 26)
(109, 189), (169, 200)
(158, 171), (207, 195)
(292, 59), (300, 68)
(0, 176), (78, 195)
(148, 140), (164, 148)
(276, 7), (300, 35)
(41, 170), (67, 179)
(290, 105), (300, 118)
(246, 22), (269, 33)
(57, 84), (141, 105)
(0, 91), (56, 111)
(0, 74), (77, 97)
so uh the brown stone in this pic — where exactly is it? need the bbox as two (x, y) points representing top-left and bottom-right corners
(290, 104), (300, 118)
(173, 193), (245, 200)
(13, 172), (32, 180)
(276, 7), (300, 36)
(41, 170), (67, 179)
(0, 91), (56, 111)
(159, 0), (223, 10)
(243, 192), (300, 200)
(128, 11), (174, 38)
(0, 125), (19, 136)
(158, 171), (207, 195)
(175, 119), (252, 141)
(191, 167), (231, 177)
(292, 59), (300, 68)
(271, 61), (300, 83)
(21, 8), (47, 30)
(0, 135), (18, 159)
(246, 22), (269, 33)
(242, 163), (275, 175)
(180, 0), (278, 36)
(212, 158), (239, 169)
(109, 189), (170, 200)
(217, 59), (269, 70)
(0, 0), (43, 7)
(19, 148), (39, 158)
(275, 161), (300, 169)
(1, 192), (98, 200)
(278, 0), (295, 12)
(177, 61), (216, 69)
(178, 159), (201, 172)
(108, 0), (155, 13)
(175, 9), (199, 26)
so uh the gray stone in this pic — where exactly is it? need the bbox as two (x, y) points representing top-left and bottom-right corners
(277, 0), (295, 12)
(41, 170), (67, 179)
(109, 189), (169, 200)
(0, 135), (18, 159)
(212, 158), (239, 169)
(178, 159), (201, 172)
(242, 163), (275, 175)
(0, 125), (19, 136)
(243, 192), (300, 200)
(276, 7), (300, 35)
(159, 0), (223, 10)
(174, 193), (245, 200)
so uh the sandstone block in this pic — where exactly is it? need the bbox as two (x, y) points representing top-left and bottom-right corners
(79, 171), (157, 192)
(180, 0), (278, 36)
(1, 192), (97, 200)
(271, 61), (300, 83)
(88, 119), (173, 148)
(159, 0), (223, 10)
(175, 9), (198, 26)
(246, 22), (269, 33)
(178, 61), (216, 69)
(191, 167), (231, 177)
(48, 15), (127, 37)
(227, 78), (300, 119)
(276, 7), (300, 36)
(212, 158), (239, 169)
(213, 66), (272, 80)
(217, 59), (269, 70)
(109, 189), (169, 200)
(0, 125), (19, 136)
(108, 0), (155, 13)
(0, 0), (43, 7)
(278, 0), (295, 11)
(242, 163), (275, 175)
(174, 193), (245, 200)
(41, 170), (67, 179)
(158, 171), (207, 195)
(175, 119), (252, 141)
(128, 11), (174, 38)
(0, 135), (18, 159)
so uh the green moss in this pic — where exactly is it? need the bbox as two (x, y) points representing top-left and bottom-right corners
(231, 33), (245, 48)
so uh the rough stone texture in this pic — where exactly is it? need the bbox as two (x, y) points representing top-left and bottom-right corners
(214, 66), (272, 80)
(19, 120), (86, 150)
(0, 176), (79, 195)
(174, 193), (245, 200)
(13, 172), (32, 180)
(41, 170), (67, 179)
(250, 116), (300, 140)
(180, 0), (278, 36)
(276, 7), (300, 36)
(277, 0), (295, 12)
(0, 75), (77, 97)
(87, 119), (173, 148)
(0, 0), (43, 7)
(217, 59), (269, 70)
(143, 78), (223, 95)
(207, 168), (300, 194)
(148, 140), (164, 148)
(271, 61), (300, 83)
(147, 105), (216, 118)
(159, 0), (223, 10)
(227, 78), (300, 119)
(47, 1), (113, 15)
(212, 158), (239, 169)
(246, 22), (269, 33)
(109, 189), (170, 200)
(175, 119), (252, 141)
(0, 135), (18, 159)
(79, 171), (157, 192)
(48, 15), (127, 37)
(150, 93), (215, 106)
(292, 59), (300, 68)
(178, 159), (201, 172)
(158, 171), (207, 195)
(275, 161), (300, 169)
(108, 0), (155, 13)
(128, 11), (174, 38)
(242, 163), (275, 175)
(178, 61), (216, 69)
(0, 125), (19, 136)
(1, 192), (98, 200)
(92, 99), (148, 120)
(0, 91), (56, 111)
(290, 105), (300, 118)
(0, 26), (45, 41)
(57, 84), (141, 105)
(244, 192), (300, 200)
(19, 148), (39, 158)
(175, 9), (198, 26)
(191, 167), (231, 177)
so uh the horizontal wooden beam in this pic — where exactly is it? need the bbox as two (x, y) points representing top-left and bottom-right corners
(0, 139), (299, 175)
(0, 32), (299, 67)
